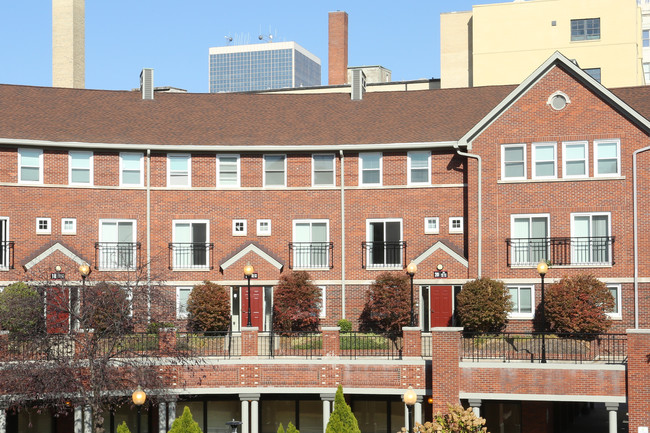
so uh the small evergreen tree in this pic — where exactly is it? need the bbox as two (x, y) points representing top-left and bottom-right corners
(0, 282), (44, 339)
(273, 271), (321, 332)
(286, 422), (299, 433)
(326, 385), (360, 433)
(187, 281), (231, 332)
(456, 278), (512, 333)
(277, 423), (285, 433)
(359, 272), (411, 334)
(116, 421), (131, 433)
(168, 406), (203, 433)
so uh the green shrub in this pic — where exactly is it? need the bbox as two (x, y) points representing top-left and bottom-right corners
(147, 321), (175, 334)
(168, 406), (203, 433)
(187, 281), (231, 333)
(337, 319), (352, 333)
(277, 423), (285, 433)
(340, 334), (388, 350)
(326, 385), (360, 433)
(0, 282), (44, 338)
(457, 278), (512, 333)
(286, 422), (299, 433)
(359, 272), (411, 334)
(273, 271), (321, 333)
(116, 421), (131, 433)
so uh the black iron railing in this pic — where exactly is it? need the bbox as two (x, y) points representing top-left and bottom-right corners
(168, 243), (214, 270)
(259, 332), (322, 358)
(361, 241), (407, 269)
(288, 242), (333, 269)
(0, 241), (14, 270)
(94, 242), (141, 270)
(339, 332), (403, 360)
(176, 332), (237, 358)
(506, 237), (615, 267)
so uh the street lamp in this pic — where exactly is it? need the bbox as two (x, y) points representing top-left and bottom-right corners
(403, 386), (417, 432)
(537, 261), (548, 363)
(406, 262), (417, 327)
(78, 264), (91, 330)
(132, 385), (147, 433)
(244, 263), (255, 327)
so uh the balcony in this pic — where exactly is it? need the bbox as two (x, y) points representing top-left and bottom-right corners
(362, 241), (406, 269)
(506, 237), (615, 267)
(94, 242), (141, 270)
(0, 241), (14, 270)
(168, 243), (214, 270)
(289, 242), (333, 269)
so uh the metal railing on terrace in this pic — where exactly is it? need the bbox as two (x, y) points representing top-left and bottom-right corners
(506, 236), (615, 267)
(168, 243), (214, 270)
(338, 332), (403, 360)
(258, 332), (322, 358)
(288, 242), (334, 270)
(361, 241), (407, 269)
(94, 242), (141, 270)
(176, 332), (238, 358)
(0, 241), (14, 270)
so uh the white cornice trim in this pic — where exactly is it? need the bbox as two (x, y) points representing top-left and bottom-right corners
(459, 392), (625, 403)
(412, 241), (468, 268)
(23, 242), (87, 270)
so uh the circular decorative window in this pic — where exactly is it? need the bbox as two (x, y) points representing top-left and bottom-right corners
(547, 91), (571, 111)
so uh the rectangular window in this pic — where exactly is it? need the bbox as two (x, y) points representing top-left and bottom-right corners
(366, 219), (403, 268)
(177, 287), (192, 319)
(532, 142), (556, 178)
(449, 217), (464, 234)
(571, 18), (600, 41)
(359, 152), (382, 185)
(312, 154), (335, 186)
(562, 141), (588, 178)
(571, 212), (611, 265)
(264, 154), (286, 187)
(18, 148), (43, 184)
(501, 144), (526, 180)
(217, 154), (240, 187)
(172, 220), (209, 269)
(508, 285), (534, 319)
(69, 151), (93, 185)
(643, 29), (649, 48)
(62, 218), (77, 235)
(424, 217), (439, 234)
(120, 152), (144, 186)
(408, 151), (431, 185)
(605, 284), (622, 319)
(293, 220), (329, 269)
(99, 220), (137, 269)
(594, 140), (620, 176)
(584, 68), (601, 83)
(511, 214), (549, 266)
(257, 219), (271, 236)
(167, 154), (191, 187)
(36, 218), (51, 235)
(233, 219), (247, 236)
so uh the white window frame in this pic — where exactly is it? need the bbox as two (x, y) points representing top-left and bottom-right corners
(98, 219), (138, 270)
(424, 217), (439, 234)
(507, 285), (535, 319)
(61, 218), (77, 235)
(594, 139), (621, 177)
(359, 152), (382, 186)
(18, 148), (43, 184)
(449, 217), (464, 234)
(365, 218), (403, 268)
(0, 217), (9, 270)
(176, 286), (192, 319)
(263, 154), (286, 187)
(318, 286), (327, 318)
(606, 284), (622, 320)
(68, 150), (94, 185)
(312, 153), (336, 187)
(501, 144), (526, 180)
(570, 212), (612, 266)
(407, 151), (431, 185)
(216, 154), (241, 187)
(119, 152), (144, 187)
(510, 213), (550, 266)
(172, 220), (210, 270)
(36, 218), (51, 235)
(256, 219), (271, 236)
(562, 141), (589, 178)
(232, 219), (247, 236)
(292, 219), (330, 269)
(532, 142), (557, 179)
(167, 153), (191, 188)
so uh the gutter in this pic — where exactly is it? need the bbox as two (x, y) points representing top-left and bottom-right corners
(146, 148), (152, 323)
(339, 150), (346, 319)
(632, 145), (650, 328)
(455, 145), (482, 278)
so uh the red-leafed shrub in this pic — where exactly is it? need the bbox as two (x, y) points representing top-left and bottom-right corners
(457, 278), (512, 333)
(187, 281), (231, 332)
(359, 272), (411, 334)
(85, 282), (133, 335)
(273, 271), (321, 332)
(544, 274), (614, 334)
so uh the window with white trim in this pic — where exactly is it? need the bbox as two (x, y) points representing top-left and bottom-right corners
(501, 144), (526, 180)
(36, 218), (51, 235)
(366, 218), (403, 268)
(172, 220), (209, 269)
(233, 219), (247, 236)
(0, 218), (9, 270)
(217, 154), (240, 187)
(69, 151), (93, 185)
(508, 285), (534, 319)
(177, 286), (192, 319)
(424, 217), (439, 234)
(167, 153), (191, 187)
(408, 151), (431, 185)
(359, 152), (382, 186)
(318, 286), (327, 318)
(264, 154), (286, 187)
(571, 212), (611, 265)
(449, 217), (463, 234)
(18, 148), (43, 184)
(98, 220), (137, 269)
(532, 142), (556, 179)
(562, 141), (588, 178)
(293, 220), (329, 269)
(312, 154), (335, 186)
(510, 214), (549, 266)
(606, 284), (621, 319)
(62, 218), (77, 235)
(594, 140), (620, 177)
(119, 152), (144, 186)
(257, 219), (271, 236)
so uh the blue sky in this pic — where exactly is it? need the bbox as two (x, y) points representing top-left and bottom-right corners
(0, 1), (503, 93)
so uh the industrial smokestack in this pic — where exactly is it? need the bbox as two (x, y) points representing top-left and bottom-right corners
(52, 0), (85, 88)
(328, 11), (348, 85)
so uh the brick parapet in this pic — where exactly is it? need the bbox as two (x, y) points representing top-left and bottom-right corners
(321, 326), (340, 356)
(402, 327), (422, 357)
(430, 327), (462, 413)
(241, 327), (258, 357)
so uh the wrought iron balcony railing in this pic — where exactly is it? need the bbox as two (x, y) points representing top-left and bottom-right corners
(168, 243), (214, 270)
(0, 241), (14, 270)
(506, 236), (615, 267)
(362, 241), (407, 269)
(289, 242), (333, 269)
(94, 242), (141, 270)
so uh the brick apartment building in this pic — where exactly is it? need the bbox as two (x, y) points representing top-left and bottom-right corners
(2, 52), (650, 432)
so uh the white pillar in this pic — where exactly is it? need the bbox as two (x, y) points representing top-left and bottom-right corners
(241, 399), (250, 433)
(251, 399), (259, 433)
(167, 401), (177, 428)
(74, 406), (83, 433)
(83, 405), (92, 433)
(0, 408), (6, 433)
(404, 404), (410, 431)
(158, 402), (167, 433)
(468, 399), (482, 418)
(606, 402), (618, 433)
(321, 393), (335, 432)
(414, 399), (422, 426)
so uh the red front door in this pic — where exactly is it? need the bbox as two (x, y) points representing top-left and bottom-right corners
(46, 287), (69, 334)
(430, 285), (453, 328)
(241, 286), (264, 329)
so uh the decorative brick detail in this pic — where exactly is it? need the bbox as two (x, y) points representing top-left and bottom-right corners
(241, 327), (258, 357)
(402, 327), (421, 357)
(627, 329), (650, 432)
(430, 327), (462, 413)
(322, 326), (340, 356)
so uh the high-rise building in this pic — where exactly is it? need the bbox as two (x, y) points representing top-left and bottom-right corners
(208, 41), (321, 93)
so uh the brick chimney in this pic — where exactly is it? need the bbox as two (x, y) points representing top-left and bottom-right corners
(328, 11), (348, 85)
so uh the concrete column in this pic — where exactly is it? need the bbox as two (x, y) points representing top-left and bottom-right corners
(414, 397), (423, 426)
(605, 402), (618, 433)
(404, 405), (411, 431)
(251, 400), (259, 433)
(241, 394), (260, 433)
(158, 401), (167, 433)
(74, 406), (83, 433)
(241, 399), (250, 433)
(167, 400), (177, 428)
(321, 393), (335, 431)
(0, 408), (6, 433)
(83, 405), (92, 433)
(468, 399), (482, 418)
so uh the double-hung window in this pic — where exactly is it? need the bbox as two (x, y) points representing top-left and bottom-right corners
(293, 220), (329, 269)
(18, 148), (43, 184)
(120, 152), (144, 186)
(217, 154), (240, 187)
(167, 154), (191, 187)
(532, 142), (556, 179)
(99, 220), (137, 269)
(264, 154), (286, 187)
(510, 214), (549, 266)
(359, 152), (382, 186)
(408, 151), (431, 185)
(508, 285), (534, 319)
(0, 218), (9, 270)
(571, 212), (611, 265)
(562, 141), (588, 178)
(69, 151), (93, 185)
(312, 154), (335, 186)
(501, 144), (526, 180)
(172, 220), (209, 269)
(594, 140), (620, 177)
(571, 18), (600, 41)
(176, 287), (192, 319)
(366, 219), (403, 268)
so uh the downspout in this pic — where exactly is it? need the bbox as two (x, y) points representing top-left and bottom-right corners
(632, 145), (650, 329)
(339, 150), (346, 319)
(146, 148), (152, 323)
(455, 146), (482, 278)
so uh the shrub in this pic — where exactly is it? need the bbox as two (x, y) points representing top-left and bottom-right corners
(147, 321), (175, 334)
(410, 404), (487, 433)
(543, 274), (614, 334)
(456, 278), (512, 333)
(84, 282), (133, 335)
(326, 385), (360, 433)
(0, 282), (44, 338)
(187, 281), (231, 333)
(277, 423), (285, 433)
(359, 272), (411, 334)
(168, 406), (203, 433)
(116, 421), (132, 433)
(337, 319), (352, 333)
(273, 271), (321, 332)
(286, 422), (299, 433)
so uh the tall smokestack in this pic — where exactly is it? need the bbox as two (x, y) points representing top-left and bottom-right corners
(328, 11), (348, 85)
(52, 0), (85, 88)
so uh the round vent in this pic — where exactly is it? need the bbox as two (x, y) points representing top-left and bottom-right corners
(547, 91), (571, 111)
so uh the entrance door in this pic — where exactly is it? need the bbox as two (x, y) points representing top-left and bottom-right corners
(241, 286), (264, 329)
(430, 285), (453, 328)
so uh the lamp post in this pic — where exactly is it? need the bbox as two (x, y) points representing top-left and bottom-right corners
(406, 262), (417, 327)
(244, 263), (254, 327)
(403, 386), (417, 432)
(537, 261), (548, 363)
(78, 264), (90, 330)
(132, 385), (146, 433)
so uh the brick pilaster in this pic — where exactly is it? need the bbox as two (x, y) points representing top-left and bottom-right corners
(402, 327), (421, 357)
(322, 326), (340, 356)
(241, 327), (258, 357)
(627, 329), (650, 432)
(430, 327), (462, 414)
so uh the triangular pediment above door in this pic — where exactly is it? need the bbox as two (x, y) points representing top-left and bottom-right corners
(219, 242), (284, 273)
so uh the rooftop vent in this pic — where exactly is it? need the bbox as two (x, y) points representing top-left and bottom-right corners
(140, 68), (154, 100)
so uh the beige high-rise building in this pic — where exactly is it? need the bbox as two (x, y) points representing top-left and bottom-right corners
(441, 0), (645, 88)
(52, 0), (85, 88)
